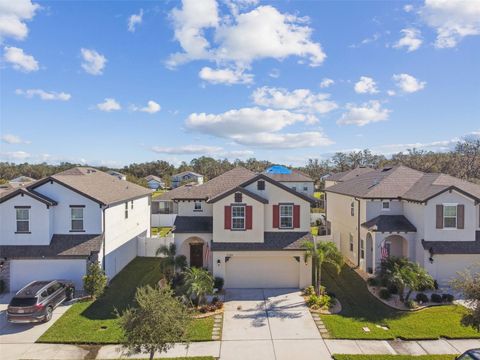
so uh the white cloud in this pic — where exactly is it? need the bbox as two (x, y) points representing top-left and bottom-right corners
(3, 46), (38, 72)
(252, 87), (337, 114)
(387, 90), (396, 96)
(0, 0), (39, 41)
(168, 2), (326, 72)
(1, 134), (29, 144)
(232, 131), (334, 149)
(132, 100), (161, 114)
(0, 150), (30, 160)
(354, 76), (379, 94)
(393, 73), (426, 93)
(349, 33), (381, 48)
(269, 68), (280, 78)
(319, 78), (334, 88)
(97, 98), (121, 112)
(404, 4), (414, 12)
(15, 88), (71, 101)
(199, 66), (253, 85)
(421, 0), (480, 48)
(152, 144), (223, 155)
(393, 28), (422, 52)
(127, 9), (143, 32)
(80, 48), (107, 75)
(337, 100), (391, 126)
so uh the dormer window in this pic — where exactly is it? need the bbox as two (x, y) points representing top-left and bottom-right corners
(15, 207), (30, 233)
(382, 201), (390, 210)
(71, 206), (84, 231)
(257, 180), (265, 190)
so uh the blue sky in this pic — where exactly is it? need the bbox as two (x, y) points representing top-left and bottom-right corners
(1, 0), (479, 167)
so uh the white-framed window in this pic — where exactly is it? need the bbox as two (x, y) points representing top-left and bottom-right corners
(16, 208), (29, 233)
(292, 186), (297, 191)
(443, 204), (457, 228)
(194, 201), (202, 211)
(71, 207), (84, 231)
(125, 202), (129, 219)
(349, 233), (354, 252)
(350, 202), (355, 216)
(231, 205), (245, 230)
(382, 201), (390, 210)
(303, 186), (308, 192)
(280, 204), (293, 228)
(131, 200), (134, 210)
(360, 239), (365, 259)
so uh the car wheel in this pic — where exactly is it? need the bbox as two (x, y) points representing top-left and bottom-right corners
(44, 307), (53, 322)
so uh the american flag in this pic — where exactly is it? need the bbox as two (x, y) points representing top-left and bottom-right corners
(380, 241), (389, 260)
(204, 241), (210, 264)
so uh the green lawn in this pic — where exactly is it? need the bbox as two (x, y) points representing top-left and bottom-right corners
(333, 356), (456, 360)
(152, 190), (167, 199)
(321, 264), (479, 340)
(151, 226), (173, 237)
(38, 258), (214, 344)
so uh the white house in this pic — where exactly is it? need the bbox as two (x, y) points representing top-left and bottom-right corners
(0, 167), (151, 292)
(325, 165), (480, 285)
(145, 175), (165, 190)
(171, 171), (204, 189)
(264, 165), (315, 197)
(157, 167), (314, 289)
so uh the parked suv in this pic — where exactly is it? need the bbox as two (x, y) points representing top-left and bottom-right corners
(7, 280), (74, 323)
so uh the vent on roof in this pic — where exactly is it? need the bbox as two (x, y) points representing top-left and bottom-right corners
(382, 167), (392, 172)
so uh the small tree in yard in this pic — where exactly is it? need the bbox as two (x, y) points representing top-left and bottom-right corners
(303, 241), (343, 296)
(184, 267), (214, 306)
(83, 262), (107, 299)
(156, 243), (187, 281)
(387, 258), (434, 302)
(120, 285), (191, 360)
(452, 265), (480, 332)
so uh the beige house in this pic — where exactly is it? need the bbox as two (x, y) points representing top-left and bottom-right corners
(325, 166), (480, 286)
(157, 167), (315, 289)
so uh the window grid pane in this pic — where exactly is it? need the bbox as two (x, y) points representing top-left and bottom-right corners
(280, 205), (293, 228)
(71, 208), (83, 220)
(444, 206), (457, 217)
(16, 209), (29, 220)
(231, 206), (245, 229)
(17, 221), (29, 232)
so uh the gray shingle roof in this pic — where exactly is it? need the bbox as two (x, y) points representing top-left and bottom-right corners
(0, 187), (57, 206)
(211, 232), (312, 251)
(325, 165), (480, 202)
(30, 167), (152, 205)
(422, 237), (480, 254)
(173, 216), (213, 233)
(361, 215), (417, 233)
(0, 234), (103, 259)
(326, 167), (375, 182)
(265, 170), (313, 182)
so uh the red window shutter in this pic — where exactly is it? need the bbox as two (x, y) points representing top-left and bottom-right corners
(246, 206), (253, 230)
(457, 204), (465, 229)
(293, 205), (300, 228)
(273, 205), (279, 228)
(436, 205), (443, 229)
(224, 206), (231, 230)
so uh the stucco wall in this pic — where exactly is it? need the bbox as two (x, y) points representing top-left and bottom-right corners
(177, 200), (213, 216)
(366, 199), (404, 218)
(279, 181), (315, 196)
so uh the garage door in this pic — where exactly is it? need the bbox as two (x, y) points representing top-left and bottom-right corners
(433, 254), (479, 286)
(10, 259), (87, 292)
(225, 256), (300, 288)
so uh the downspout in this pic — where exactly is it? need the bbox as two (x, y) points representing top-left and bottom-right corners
(355, 197), (361, 268)
(102, 205), (108, 271)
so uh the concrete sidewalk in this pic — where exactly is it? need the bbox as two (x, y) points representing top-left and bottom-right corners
(2, 338), (479, 359)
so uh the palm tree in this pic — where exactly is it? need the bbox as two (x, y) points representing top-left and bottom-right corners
(303, 240), (344, 296)
(156, 243), (187, 281)
(183, 267), (214, 306)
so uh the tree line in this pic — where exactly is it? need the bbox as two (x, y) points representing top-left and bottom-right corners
(1, 136), (478, 186)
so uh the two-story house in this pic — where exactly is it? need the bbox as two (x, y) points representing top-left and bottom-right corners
(325, 165), (480, 285)
(171, 171), (204, 189)
(264, 165), (315, 197)
(157, 167), (314, 289)
(0, 167), (151, 292)
(145, 175), (166, 190)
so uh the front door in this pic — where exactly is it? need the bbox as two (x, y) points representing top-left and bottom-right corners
(190, 244), (203, 268)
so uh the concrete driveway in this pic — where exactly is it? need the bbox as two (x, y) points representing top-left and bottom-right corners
(0, 292), (72, 360)
(221, 288), (331, 360)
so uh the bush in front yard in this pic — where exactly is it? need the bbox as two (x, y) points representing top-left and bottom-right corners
(405, 299), (419, 309)
(366, 277), (379, 287)
(83, 262), (108, 299)
(442, 294), (454, 303)
(307, 294), (332, 310)
(303, 285), (315, 296)
(379, 288), (391, 300)
(431, 293), (443, 303)
(415, 293), (429, 303)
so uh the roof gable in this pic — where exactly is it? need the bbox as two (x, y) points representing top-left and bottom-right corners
(207, 186), (269, 204)
(0, 188), (57, 206)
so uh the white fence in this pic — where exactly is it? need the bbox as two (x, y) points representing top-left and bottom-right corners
(137, 235), (174, 257)
(151, 214), (177, 227)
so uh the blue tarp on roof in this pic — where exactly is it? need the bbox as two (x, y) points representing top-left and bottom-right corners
(265, 165), (292, 174)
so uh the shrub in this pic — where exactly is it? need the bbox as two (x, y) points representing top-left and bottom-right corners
(415, 293), (429, 303)
(0, 279), (5, 294)
(307, 294), (331, 310)
(388, 283), (399, 294)
(405, 300), (419, 309)
(214, 300), (224, 310)
(319, 294), (332, 309)
(306, 294), (321, 308)
(379, 288), (391, 300)
(214, 277), (224, 291)
(433, 280), (439, 290)
(442, 293), (454, 303)
(431, 293), (442, 303)
(367, 277), (379, 287)
(83, 262), (107, 299)
(303, 286), (315, 296)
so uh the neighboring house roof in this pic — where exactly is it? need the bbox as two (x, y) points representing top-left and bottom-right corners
(326, 167), (375, 182)
(265, 170), (313, 183)
(361, 215), (417, 233)
(172, 171), (203, 179)
(422, 238), (480, 254)
(9, 176), (36, 184)
(145, 175), (164, 183)
(211, 232), (313, 251)
(0, 234), (103, 259)
(174, 216), (213, 233)
(325, 165), (480, 202)
(207, 186), (269, 204)
(29, 167), (152, 206)
(0, 187), (57, 206)
(159, 167), (257, 201)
